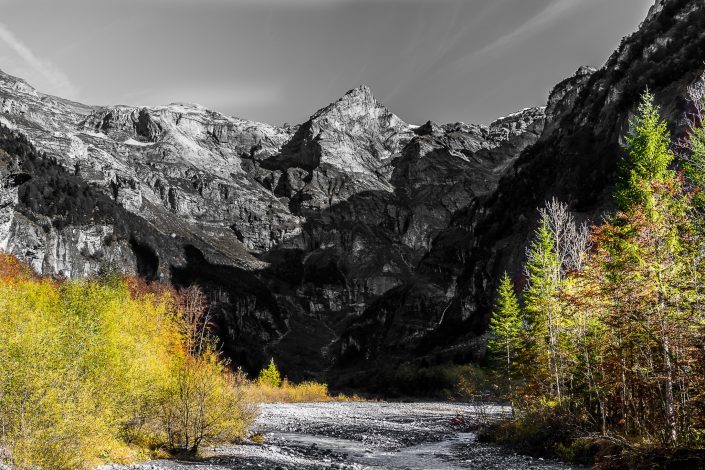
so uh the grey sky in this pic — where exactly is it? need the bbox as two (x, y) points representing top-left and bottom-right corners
(0, 0), (654, 125)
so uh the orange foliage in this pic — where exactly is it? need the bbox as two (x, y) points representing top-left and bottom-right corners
(123, 275), (178, 300)
(0, 252), (35, 282)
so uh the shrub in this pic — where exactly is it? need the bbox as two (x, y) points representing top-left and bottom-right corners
(246, 379), (336, 403)
(246, 361), (353, 403)
(0, 254), (253, 469)
(157, 352), (253, 454)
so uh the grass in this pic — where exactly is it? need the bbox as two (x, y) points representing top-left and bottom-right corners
(244, 379), (361, 403)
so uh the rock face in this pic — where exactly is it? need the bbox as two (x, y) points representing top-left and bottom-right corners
(0, 70), (543, 378)
(0, 0), (702, 384)
(329, 0), (705, 387)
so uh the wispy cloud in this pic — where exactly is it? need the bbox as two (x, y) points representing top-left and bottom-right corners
(0, 22), (76, 97)
(388, 0), (583, 103)
(143, 0), (440, 6)
(472, 0), (582, 57)
(145, 0), (351, 6)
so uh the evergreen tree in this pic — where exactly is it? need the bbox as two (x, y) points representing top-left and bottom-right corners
(682, 89), (705, 211)
(257, 358), (282, 388)
(523, 218), (563, 402)
(488, 273), (523, 400)
(617, 91), (675, 210)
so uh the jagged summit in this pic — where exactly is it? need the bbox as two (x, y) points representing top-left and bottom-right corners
(308, 83), (396, 122)
(342, 84), (374, 100)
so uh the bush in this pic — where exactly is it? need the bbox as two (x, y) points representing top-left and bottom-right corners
(157, 353), (254, 454)
(246, 379), (337, 403)
(478, 405), (616, 467)
(0, 254), (253, 469)
(246, 361), (355, 403)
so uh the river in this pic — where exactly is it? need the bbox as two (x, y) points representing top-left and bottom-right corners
(104, 402), (584, 469)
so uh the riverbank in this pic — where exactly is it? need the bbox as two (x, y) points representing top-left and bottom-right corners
(102, 402), (585, 469)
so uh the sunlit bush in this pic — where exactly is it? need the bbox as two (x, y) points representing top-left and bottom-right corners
(246, 361), (357, 403)
(0, 254), (252, 469)
(246, 379), (334, 403)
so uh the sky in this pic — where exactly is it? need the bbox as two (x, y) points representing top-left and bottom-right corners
(0, 0), (655, 126)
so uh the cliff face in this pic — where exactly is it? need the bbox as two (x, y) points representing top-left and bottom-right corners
(323, 0), (705, 386)
(0, 0), (702, 383)
(454, 0), (705, 317)
(0, 67), (543, 378)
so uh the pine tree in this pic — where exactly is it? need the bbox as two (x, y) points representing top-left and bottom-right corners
(682, 86), (705, 211)
(617, 90), (675, 210)
(257, 358), (282, 388)
(488, 273), (523, 401)
(592, 91), (694, 445)
(524, 218), (563, 402)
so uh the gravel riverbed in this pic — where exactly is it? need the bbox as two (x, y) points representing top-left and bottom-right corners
(104, 402), (584, 469)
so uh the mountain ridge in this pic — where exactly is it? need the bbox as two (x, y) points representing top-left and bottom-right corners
(0, 63), (543, 378)
(1, 0), (700, 384)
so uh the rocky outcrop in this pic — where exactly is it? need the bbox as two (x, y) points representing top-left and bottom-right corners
(263, 85), (414, 213)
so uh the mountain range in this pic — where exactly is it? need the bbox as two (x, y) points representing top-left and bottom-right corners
(0, 0), (703, 387)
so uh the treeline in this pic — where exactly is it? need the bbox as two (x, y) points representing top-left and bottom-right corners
(486, 89), (705, 466)
(0, 256), (252, 469)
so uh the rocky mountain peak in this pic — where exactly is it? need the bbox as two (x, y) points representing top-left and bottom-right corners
(0, 68), (38, 97)
(646, 0), (667, 23)
(310, 84), (396, 124)
(341, 84), (374, 102)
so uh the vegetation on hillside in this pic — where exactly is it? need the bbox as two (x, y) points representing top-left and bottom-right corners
(0, 257), (253, 469)
(483, 90), (705, 468)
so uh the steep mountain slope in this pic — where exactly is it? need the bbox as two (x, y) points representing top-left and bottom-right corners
(328, 0), (705, 386)
(0, 68), (543, 378)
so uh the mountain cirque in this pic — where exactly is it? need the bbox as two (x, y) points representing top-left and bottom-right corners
(0, 0), (702, 386)
(0, 68), (544, 378)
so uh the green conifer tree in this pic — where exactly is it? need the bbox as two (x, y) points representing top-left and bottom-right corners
(524, 218), (563, 401)
(257, 358), (282, 387)
(617, 90), (675, 210)
(488, 273), (524, 400)
(683, 92), (705, 211)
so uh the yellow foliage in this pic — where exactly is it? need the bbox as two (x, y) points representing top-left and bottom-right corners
(244, 377), (359, 403)
(0, 254), (252, 469)
(157, 352), (254, 453)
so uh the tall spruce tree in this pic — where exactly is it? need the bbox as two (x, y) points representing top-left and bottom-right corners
(617, 90), (675, 210)
(488, 273), (523, 401)
(524, 218), (563, 402)
(683, 89), (705, 212)
(594, 91), (690, 445)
